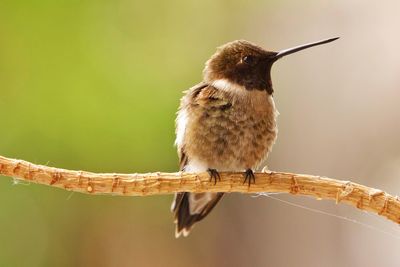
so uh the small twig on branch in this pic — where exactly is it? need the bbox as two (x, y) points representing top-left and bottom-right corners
(0, 155), (399, 225)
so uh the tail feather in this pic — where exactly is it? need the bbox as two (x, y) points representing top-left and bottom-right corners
(172, 192), (223, 238)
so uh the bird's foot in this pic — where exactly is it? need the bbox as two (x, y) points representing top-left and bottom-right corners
(207, 168), (221, 185)
(243, 169), (255, 186)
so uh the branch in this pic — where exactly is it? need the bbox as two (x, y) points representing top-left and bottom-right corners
(0, 155), (399, 225)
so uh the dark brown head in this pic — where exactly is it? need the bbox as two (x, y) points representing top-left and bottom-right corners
(203, 37), (339, 95)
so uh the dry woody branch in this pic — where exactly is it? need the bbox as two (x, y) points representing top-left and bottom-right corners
(0, 155), (399, 225)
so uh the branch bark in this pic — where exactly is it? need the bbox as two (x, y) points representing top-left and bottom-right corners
(0, 155), (399, 225)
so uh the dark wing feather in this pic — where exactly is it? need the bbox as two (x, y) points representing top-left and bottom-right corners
(174, 192), (224, 237)
(179, 149), (188, 171)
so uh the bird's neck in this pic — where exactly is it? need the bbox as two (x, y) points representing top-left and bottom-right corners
(209, 78), (275, 112)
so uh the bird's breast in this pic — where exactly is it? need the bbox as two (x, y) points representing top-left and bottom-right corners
(184, 93), (278, 170)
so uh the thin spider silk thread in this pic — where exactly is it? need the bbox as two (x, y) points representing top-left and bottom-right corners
(254, 193), (400, 240)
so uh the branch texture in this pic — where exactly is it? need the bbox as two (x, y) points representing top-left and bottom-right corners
(0, 155), (399, 225)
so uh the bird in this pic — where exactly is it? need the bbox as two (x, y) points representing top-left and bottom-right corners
(172, 37), (339, 238)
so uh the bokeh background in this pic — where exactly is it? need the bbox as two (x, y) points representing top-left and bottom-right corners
(1, 0), (400, 266)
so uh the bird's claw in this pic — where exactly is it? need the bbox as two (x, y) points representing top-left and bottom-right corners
(207, 168), (221, 185)
(243, 169), (255, 186)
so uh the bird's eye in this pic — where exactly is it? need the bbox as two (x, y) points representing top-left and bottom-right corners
(242, 55), (255, 64)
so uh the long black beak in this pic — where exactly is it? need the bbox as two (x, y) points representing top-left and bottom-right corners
(273, 37), (339, 60)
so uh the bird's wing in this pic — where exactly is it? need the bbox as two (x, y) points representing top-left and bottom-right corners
(175, 82), (207, 170)
(175, 83), (230, 170)
(172, 83), (230, 237)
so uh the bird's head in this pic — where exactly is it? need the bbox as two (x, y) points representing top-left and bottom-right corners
(203, 37), (339, 95)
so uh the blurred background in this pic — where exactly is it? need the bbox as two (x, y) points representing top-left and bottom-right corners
(1, 0), (400, 266)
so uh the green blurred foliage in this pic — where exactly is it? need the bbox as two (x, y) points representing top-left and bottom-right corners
(0, 0), (268, 266)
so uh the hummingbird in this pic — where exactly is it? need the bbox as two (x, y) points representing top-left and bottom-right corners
(172, 37), (339, 238)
